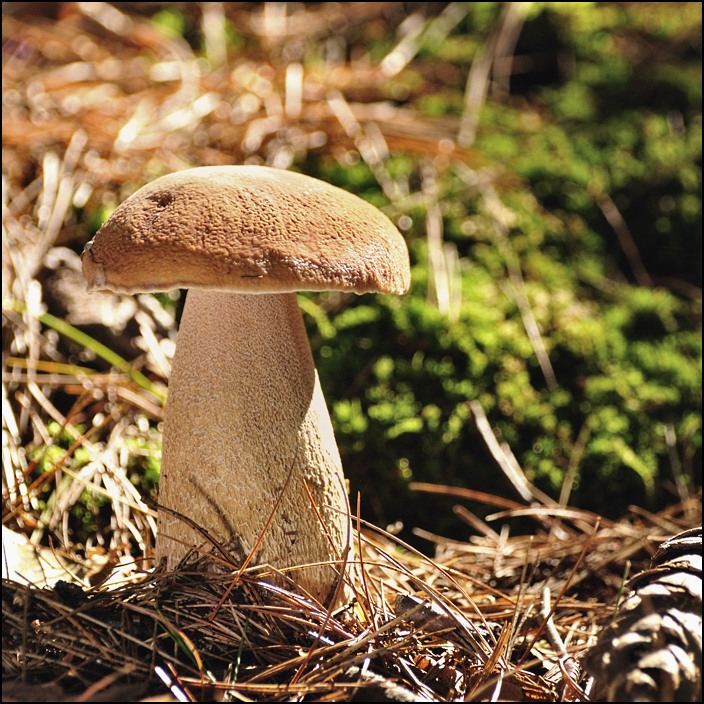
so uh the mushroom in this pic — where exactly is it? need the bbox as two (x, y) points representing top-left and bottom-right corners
(82, 165), (410, 605)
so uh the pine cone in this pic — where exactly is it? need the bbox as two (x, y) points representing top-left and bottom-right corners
(584, 526), (702, 702)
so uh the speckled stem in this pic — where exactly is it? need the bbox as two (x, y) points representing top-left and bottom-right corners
(156, 290), (352, 605)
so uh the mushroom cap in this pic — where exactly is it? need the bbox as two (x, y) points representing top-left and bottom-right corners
(82, 166), (410, 296)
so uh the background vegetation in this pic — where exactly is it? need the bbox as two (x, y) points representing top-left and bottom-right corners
(315, 1), (703, 540)
(3, 1), (701, 561)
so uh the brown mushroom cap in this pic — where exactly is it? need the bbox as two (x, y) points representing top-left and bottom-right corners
(82, 165), (410, 296)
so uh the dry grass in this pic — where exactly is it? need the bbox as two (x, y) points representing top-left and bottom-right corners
(2, 3), (701, 701)
(3, 496), (700, 702)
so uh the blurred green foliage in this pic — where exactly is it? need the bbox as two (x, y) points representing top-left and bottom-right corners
(301, 2), (701, 539)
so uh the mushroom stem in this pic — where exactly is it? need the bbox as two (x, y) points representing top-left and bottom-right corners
(156, 290), (352, 605)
